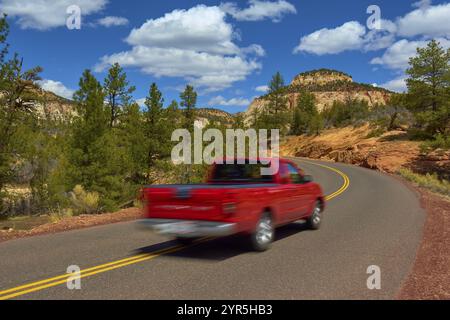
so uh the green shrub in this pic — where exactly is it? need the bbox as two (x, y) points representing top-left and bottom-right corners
(398, 168), (450, 197)
(69, 185), (100, 215)
(366, 127), (386, 138)
(420, 134), (450, 152)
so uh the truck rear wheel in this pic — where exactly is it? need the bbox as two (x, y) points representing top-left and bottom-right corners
(306, 201), (323, 230)
(250, 212), (274, 252)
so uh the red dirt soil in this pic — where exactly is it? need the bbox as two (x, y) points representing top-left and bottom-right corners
(397, 183), (450, 300)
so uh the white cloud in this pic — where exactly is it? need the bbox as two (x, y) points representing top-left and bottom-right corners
(95, 5), (263, 92)
(126, 5), (239, 55)
(380, 76), (408, 93)
(241, 44), (266, 57)
(97, 16), (129, 27)
(293, 21), (366, 55)
(38, 80), (75, 99)
(136, 98), (146, 107)
(255, 85), (269, 93)
(363, 19), (397, 51)
(371, 38), (450, 71)
(293, 20), (397, 55)
(397, 3), (450, 38)
(412, 0), (432, 10)
(220, 0), (296, 22)
(0, 0), (107, 30)
(208, 96), (251, 107)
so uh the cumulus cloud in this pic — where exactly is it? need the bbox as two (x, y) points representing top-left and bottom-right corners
(95, 5), (263, 92)
(371, 38), (450, 71)
(208, 96), (251, 107)
(293, 20), (397, 55)
(397, 3), (450, 38)
(255, 85), (269, 93)
(126, 6), (239, 55)
(0, 0), (107, 30)
(380, 76), (408, 93)
(97, 16), (129, 27)
(38, 80), (75, 99)
(293, 21), (366, 55)
(220, 0), (296, 22)
(412, 0), (432, 9)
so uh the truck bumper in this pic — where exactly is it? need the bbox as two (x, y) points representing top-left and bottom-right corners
(137, 219), (237, 238)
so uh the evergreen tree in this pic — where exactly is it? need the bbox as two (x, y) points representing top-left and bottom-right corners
(261, 72), (289, 133)
(103, 63), (135, 128)
(268, 72), (287, 115)
(180, 85), (197, 130)
(0, 30), (42, 214)
(166, 99), (182, 133)
(69, 70), (132, 211)
(406, 40), (450, 136)
(291, 91), (321, 135)
(145, 83), (169, 168)
(0, 14), (9, 62)
(119, 102), (147, 184)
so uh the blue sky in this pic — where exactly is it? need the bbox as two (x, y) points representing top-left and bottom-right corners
(3, 0), (450, 113)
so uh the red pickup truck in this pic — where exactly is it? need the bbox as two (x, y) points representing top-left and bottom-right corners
(140, 159), (325, 251)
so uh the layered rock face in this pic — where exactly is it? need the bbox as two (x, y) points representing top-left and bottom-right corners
(244, 69), (393, 123)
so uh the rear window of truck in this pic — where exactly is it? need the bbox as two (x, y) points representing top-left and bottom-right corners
(210, 163), (274, 183)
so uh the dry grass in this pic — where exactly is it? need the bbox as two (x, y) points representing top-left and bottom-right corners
(398, 168), (450, 198)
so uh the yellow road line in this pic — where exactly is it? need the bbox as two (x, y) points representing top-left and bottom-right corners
(0, 249), (165, 297)
(300, 160), (350, 201)
(0, 162), (349, 300)
(0, 245), (184, 300)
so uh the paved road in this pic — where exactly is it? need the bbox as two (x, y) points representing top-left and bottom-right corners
(0, 158), (425, 300)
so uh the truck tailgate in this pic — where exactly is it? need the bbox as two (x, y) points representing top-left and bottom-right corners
(143, 184), (276, 221)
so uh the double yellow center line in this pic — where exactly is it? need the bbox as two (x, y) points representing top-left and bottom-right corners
(305, 162), (351, 201)
(0, 161), (350, 300)
(0, 245), (184, 300)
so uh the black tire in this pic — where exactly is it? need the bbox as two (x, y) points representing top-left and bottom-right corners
(306, 201), (323, 230)
(249, 212), (274, 252)
(175, 237), (197, 246)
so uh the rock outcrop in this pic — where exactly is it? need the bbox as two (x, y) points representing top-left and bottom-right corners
(244, 69), (393, 124)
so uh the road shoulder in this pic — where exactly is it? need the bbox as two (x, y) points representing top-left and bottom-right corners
(0, 207), (142, 243)
(396, 178), (450, 300)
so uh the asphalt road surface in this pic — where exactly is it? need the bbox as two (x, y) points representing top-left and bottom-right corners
(0, 158), (425, 300)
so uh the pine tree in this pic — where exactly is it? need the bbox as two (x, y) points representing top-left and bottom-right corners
(69, 70), (131, 211)
(406, 40), (450, 136)
(291, 91), (320, 135)
(180, 85), (197, 130)
(0, 28), (42, 213)
(0, 14), (9, 62)
(103, 63), (135, 128)
(263, 72), (289, 133)
(119, 102), (147, 184)
(268, 72), (287, 115)
(145, 83), (168, 167)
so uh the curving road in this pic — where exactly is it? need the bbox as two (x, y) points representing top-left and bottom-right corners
(0, 158), (425, 300)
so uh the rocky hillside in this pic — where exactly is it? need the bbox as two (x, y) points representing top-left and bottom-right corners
(281, 125), (450, 180)
(29, 85), (76, 120)
(245, 69), (392, 123)
(195, 108), (234, 127)
(29, 86), (235, 126)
